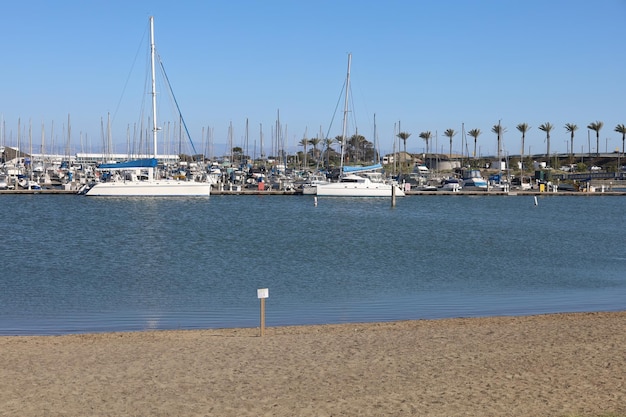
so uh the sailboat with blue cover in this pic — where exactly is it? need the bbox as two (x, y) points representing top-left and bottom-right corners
(315, 54), (405, 197)
(86, 17), (210, 197)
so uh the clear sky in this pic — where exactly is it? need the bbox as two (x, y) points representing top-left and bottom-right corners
(2, 0), (625, 159)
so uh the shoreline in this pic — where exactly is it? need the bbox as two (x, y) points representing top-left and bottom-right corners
(2, 311), (625, 416)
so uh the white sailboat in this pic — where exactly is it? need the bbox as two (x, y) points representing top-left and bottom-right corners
(315, 54), (405, 197)
(86, 16), (210, 197)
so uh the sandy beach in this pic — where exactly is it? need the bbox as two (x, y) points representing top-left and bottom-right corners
(1, 311), (625, 417)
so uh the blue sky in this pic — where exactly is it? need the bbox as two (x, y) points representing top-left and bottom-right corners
(2, 0), (625, 159)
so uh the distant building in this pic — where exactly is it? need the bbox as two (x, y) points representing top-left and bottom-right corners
(1, 147), (181, 166)
(75, 153), (180, 165)
(382, 152), (425, 166)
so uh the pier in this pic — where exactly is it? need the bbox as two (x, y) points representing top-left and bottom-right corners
(2, 177), (626, 196)
(3, 188), (626, 196)
(0, 189), (77, 195)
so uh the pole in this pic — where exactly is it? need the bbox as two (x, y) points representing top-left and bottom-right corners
(260, 298), (265, 337)
(149, 16), (158, 160)
(339, 53), (351, 175)
(257, 288), (268, 337)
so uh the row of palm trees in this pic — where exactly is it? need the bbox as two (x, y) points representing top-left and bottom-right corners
(295, 120), (626, 170)
(396, 121), (626, 162)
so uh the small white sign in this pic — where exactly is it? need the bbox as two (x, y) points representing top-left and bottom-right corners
(257, 288), (269, 299)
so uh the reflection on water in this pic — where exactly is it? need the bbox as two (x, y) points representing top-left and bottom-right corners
(0, 194), (625, 335)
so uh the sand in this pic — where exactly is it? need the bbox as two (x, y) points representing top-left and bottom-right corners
(1, 311), (625, 417)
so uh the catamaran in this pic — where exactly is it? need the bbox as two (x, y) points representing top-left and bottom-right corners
(315, 54), (404, 197)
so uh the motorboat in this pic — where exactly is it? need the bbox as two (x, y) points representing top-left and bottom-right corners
(18, 178), (42, 190)
(0, 175), (13, 190)
(439, 177), (462, 192)
(301, 173), (331, 195)
(461, 169), (488, 190)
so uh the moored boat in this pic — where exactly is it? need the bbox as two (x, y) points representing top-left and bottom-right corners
(439, 177), (462, 192)
(315, 54), (404, 198)
(461, 169), (488, 190)
(316, 167), (405, 197)
(301, 172), (330, 195)
(85, 158), (210, 197)
(85, 17), (210, 198)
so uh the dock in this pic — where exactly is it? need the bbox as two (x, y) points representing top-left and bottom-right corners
(2, 188), (626, 196)
(0, 189), (78, 195)
(0, 188), (301, 196)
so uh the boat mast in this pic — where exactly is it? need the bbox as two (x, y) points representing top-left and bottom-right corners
(150, 16), (158, 160)
(373, 113), (377, 164)
(339, 53), (351, 173)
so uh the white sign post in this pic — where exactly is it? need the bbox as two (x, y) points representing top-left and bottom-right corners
(257, 288), (269, 337)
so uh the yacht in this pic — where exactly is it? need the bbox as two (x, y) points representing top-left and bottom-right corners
(315, 169), (405, 197)
(461, 169), (488, 190)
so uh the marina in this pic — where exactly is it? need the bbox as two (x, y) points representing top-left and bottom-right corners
(1, 15), (625, 336)
(3, 186), (626, 196)
(3, 141), (626, 198)
(3, 5), (626, 417)
(2, 16), (625, 200)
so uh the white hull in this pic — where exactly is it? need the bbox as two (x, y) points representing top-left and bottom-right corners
(316, 182), (405, 197)
(461, 169), (487, 191)
(461, 180), (488, 191)
(301, 174), (330, 195)
(439, 184), (461, 192)
(302, 185), (318, 195)
(85, 180), (211, 197)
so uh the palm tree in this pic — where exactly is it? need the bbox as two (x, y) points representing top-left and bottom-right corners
(308, 137), (321, 165)
(516, 123), (530, 173)
(323, 137), (335, 168)
(396, 131), (411, 170)
(467, 128), (481, 159)
(299, 137), (309, 168)
(349, 134), (367, 164)
(564, 123), (578, 162)
(491, 123), (506, 166)
(418, 131), (432, 155)
(232, 146), (243, 164)
(418, 131), (432, 169)
(396, 131), (411, 154)
(587, 121), (603, 157)
(443, 128), (456, 158)
(538, 122), (553, 159)
(615, 124), (626, 155)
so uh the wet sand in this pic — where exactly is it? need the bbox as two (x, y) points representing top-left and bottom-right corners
(1, 311), (625, 417)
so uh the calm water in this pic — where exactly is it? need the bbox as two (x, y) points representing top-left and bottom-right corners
(1, 194), (625, 335)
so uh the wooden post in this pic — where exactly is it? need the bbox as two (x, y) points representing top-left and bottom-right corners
(260, 298), (265, 337)
(391, 185), (396, 207)
(257, 288), (269, 337)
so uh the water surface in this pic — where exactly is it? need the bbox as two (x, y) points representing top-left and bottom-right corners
(1, 194), (624, 335)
